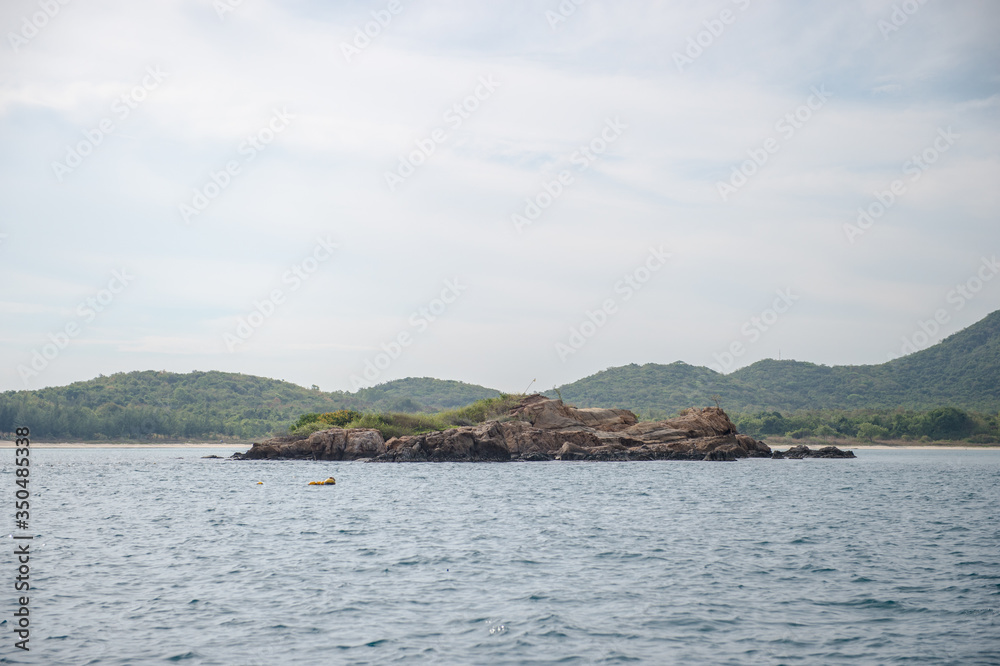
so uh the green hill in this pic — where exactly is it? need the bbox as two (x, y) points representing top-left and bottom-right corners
(727, 311), (1000, 411)
(544, 361), (753, 420)
(4, 310), (997, 442)
(552, 309), (1000, 415)
(0, 371), (499, 441)
(354, 377), (500, 413)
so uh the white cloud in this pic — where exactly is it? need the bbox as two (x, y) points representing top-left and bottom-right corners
(0, 0), (997, 393)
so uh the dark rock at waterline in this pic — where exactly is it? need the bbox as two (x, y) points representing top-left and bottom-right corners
(555, 441), (589, 460)
(518, 451), (554, 462)
(772, 444), (856, 459)
(703, 446), (739, 461)
(233, 395), (772, 463)
(232, 428), (386, 461)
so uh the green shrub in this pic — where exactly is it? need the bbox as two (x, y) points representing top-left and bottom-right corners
(286, 394), (527, 441)
(290, 421), (329, 437)
(923, 407), (975, 440)
(290, 409), (363, 434)
(734, 416), (764, 437)
(856, 422), (889, 442)
(339, 412), (452, 440)
(439, 394), (524, 425)
(759, 412), (787, 435)
(319, 410), (363, 427)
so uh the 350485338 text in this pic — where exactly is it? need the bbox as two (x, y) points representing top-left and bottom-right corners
(12, 426), (32, 651)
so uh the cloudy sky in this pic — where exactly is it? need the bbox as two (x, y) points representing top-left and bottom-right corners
(1, 0), (998, 394)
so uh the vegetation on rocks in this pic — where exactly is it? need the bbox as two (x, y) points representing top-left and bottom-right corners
(289, 394), (527, 440)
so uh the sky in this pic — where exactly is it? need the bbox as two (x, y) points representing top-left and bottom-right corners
(1, 0), (998, 394)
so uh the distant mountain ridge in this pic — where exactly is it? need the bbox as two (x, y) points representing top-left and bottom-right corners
(2, 309), (997, 440)
(552, 309), (1000, 416)
(0, 372), (500, 440)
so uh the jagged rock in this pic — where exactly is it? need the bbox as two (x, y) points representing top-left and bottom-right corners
(703, 446), (738, 461)
(233, 428), (386, 461)
(371, 398), (769, 462)
(637, 406), (737, 439)
(235, 396), (772, 463)
(512, 395), (638, 432)
(813, 445), (856, 458)
(555, 441), (589, 460)
(773, 444), (856, 459)
(519, 451), (553, 461)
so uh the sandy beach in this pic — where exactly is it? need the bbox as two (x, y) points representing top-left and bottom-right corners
(762, 436), (999, 451)
(846, 445), (999, 450)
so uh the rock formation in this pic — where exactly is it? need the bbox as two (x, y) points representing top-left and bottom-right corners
(771, 444), (856, 459)
(233, 427), (385, 461)
(234, 395), (777, 462)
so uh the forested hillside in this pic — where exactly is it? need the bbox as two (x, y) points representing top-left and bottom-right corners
(552, 310), (1000, 415)
(0, 371), (497, 441)
(4, 310), (996, 442)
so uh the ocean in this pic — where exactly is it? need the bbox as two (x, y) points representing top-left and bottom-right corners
(3, 448), (998, 664)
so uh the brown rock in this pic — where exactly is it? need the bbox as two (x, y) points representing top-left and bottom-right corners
(235, 428), (385, 461)
(235, 396), (771, 463)
(555, 441), (589, 460)
(512, 395), (638, 432)
(703, 445), (739, 461)
(773, 444), (856, 459)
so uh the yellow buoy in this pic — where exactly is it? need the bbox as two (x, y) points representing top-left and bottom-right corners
(256, 481), (263, 485)
(308, 477), (336, 486)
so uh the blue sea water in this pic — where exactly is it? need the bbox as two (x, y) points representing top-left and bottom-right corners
(2, 448), (998, 665)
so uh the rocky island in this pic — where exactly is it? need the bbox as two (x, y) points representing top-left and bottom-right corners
(233, 395), (854, 462)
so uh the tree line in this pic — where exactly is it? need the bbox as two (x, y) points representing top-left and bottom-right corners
(731, 406), (999, 443)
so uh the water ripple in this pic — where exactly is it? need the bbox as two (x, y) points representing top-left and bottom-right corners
(8, 448), (999, 664)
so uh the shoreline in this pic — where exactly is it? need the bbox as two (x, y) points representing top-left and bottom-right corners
(839, 445), (998, 451)
(1, 442), (997, 451)
(0, 441), (247, 449)
(763, 436), (999, 450)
